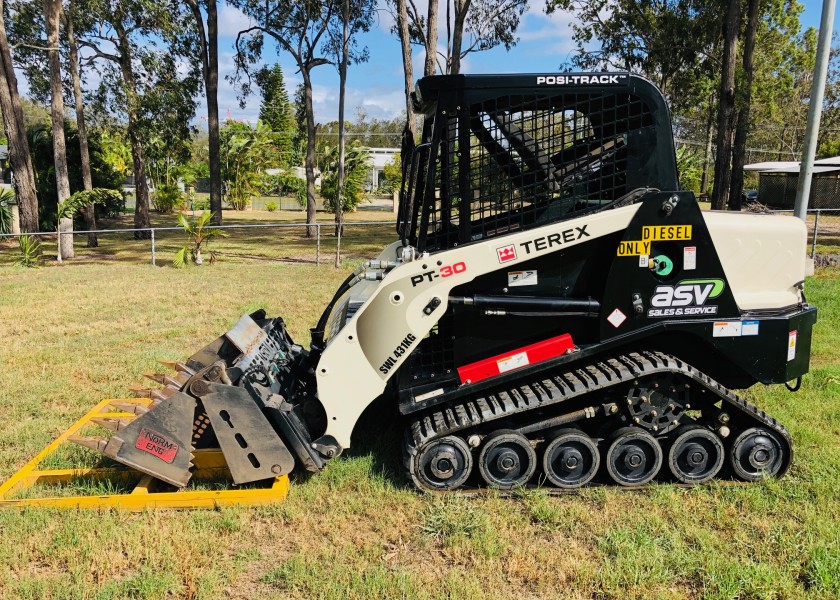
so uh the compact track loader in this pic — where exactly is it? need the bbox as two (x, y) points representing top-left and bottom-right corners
(72, 73), (817, 491)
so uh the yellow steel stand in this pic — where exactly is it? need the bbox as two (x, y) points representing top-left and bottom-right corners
(0, 398), (289, 510)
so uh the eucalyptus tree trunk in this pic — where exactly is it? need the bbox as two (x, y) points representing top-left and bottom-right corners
(44, 0), (74, 260)
(396, 0), (416, 138)
(302, 68), (318, 237)
(206, 0), (222, 225)
(66, 0), (97, 247)
(114, 21), (151, 238)
(729, 0), (760, 211)
(711, 0), (741, 210)
(335, 0), (350, 266)
(0, 0), (38, 232)
(449, 0), (471, 75)
(424, 0), (439, 76)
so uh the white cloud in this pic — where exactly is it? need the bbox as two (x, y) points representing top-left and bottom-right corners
(217, 4), (254, 39)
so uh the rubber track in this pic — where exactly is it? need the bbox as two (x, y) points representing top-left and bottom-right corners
(404, 350), (792, 488)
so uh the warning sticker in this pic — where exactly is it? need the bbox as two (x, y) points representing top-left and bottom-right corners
(607, 308), (627, 328)
(713, 321), (742, 337)
(616, 240), (651, 256)
(788, 330), (797, 361)
(135, 428), (179, 463)
(415, 388), (444, 402)
(498, 351), (529, 373)
(684, 246), (697, 270)
(508, 270), (538, 287)
(639, 255), (649, 268)
(642, 225), (692, 241)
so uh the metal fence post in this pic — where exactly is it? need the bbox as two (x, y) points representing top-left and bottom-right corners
(316, 224), (321, 265)
(812, 209), (820, 258)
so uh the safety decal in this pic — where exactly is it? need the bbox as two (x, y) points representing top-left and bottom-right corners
(508, 270), (538, 287)
(642, 225), (692, 241)
(607, 308), (627, 328)
(497, 351), (529, 373)
(496, 244), (517, 263)
(787, 330), (797, 361)
(135, 428), (178, 463)
(712, 321), (742, 337)
(639, 255), (649, 268)
(683, 246), (697, 270)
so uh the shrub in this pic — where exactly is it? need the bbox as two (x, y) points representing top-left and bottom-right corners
(0, 188), (13, 234)
(264, 199), (278, 212)
(17, 235), (40, 268)
(89, 189), (126, 219)
(193, 198), (210, 211)
(153, 184), (185, 213)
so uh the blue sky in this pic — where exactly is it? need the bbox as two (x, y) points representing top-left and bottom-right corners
(211, 1), (839, 125)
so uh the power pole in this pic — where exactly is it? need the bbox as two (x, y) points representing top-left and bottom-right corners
(794, 0), (836, 220)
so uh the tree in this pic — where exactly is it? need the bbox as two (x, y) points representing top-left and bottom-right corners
(233, 0), (375, 236)
(392, 0), (416, 138)
(320, 142), (371, 213)
(0, 0), (39, 232)
(254, 63), (294, 167)
(220, 120), (273, 210)
(183, 0), (223, 225)
(404, 0), (528, 75)
(43, 0), (74, 260)
(79, 0), (197, 239)
(66, 0), (98, 247)
(232, 1), (339, 236)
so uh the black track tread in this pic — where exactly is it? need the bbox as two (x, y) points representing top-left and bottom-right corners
(403, 350), (792, 491)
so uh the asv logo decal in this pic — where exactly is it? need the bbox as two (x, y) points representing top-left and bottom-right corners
(648, 279), (725, 317)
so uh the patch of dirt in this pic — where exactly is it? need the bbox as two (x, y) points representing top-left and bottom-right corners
(814, 254), (840, 268)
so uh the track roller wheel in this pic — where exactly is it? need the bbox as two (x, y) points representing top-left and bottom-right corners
(605, 427), (663, 487)
(542, 429), (600, 489)
(667, 425), (724, 484)
(729, 427), (788, 481)
(413, 436), (473, 491)
(478, 431), (536, 489)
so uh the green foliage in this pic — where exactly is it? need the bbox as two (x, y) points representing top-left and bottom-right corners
(16, 235), (41, 268)
(262, 172), (306, 206)
(0, 189), (13, 234)
(380, 154), (402, 194)
(220, 120), (274, 210)
(57, 188), (110, 222)
(255, 64), (295, 168)
(173, 211), (228, 267)
(95, 189), (127, 219)
(153, 184), (185, 214)
(320, 142), (371, 213)
(27, 123), (124, 230)
(264, 199), (278, 212)
(676, 146), (703, 193)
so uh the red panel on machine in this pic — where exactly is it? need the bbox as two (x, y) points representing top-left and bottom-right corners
(457, 334), (575, 384)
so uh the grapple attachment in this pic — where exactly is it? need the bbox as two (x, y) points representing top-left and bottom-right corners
(70, 312), (316, 488)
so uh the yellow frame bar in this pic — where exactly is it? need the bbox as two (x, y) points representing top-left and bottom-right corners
(0, 398), (289, 510)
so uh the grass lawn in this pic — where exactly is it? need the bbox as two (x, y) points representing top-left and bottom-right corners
(0, 235), (838, 598)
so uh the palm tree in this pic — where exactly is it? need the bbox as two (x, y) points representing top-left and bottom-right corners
(173, 210), (227, 267)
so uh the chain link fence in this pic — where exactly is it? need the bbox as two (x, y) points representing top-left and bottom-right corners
(0, 220), (398, 267)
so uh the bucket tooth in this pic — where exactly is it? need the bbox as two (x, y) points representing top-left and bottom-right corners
(110, 401), (150, 415)
(69, 435), (109, 453)
(143, 372), (186, 389)
(151, 389), (172, 402)
(128, 384), (153, 398)
(158, 360), (195, 376)
(99, 392), (199, 488)
(91, 416), (133, 432)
